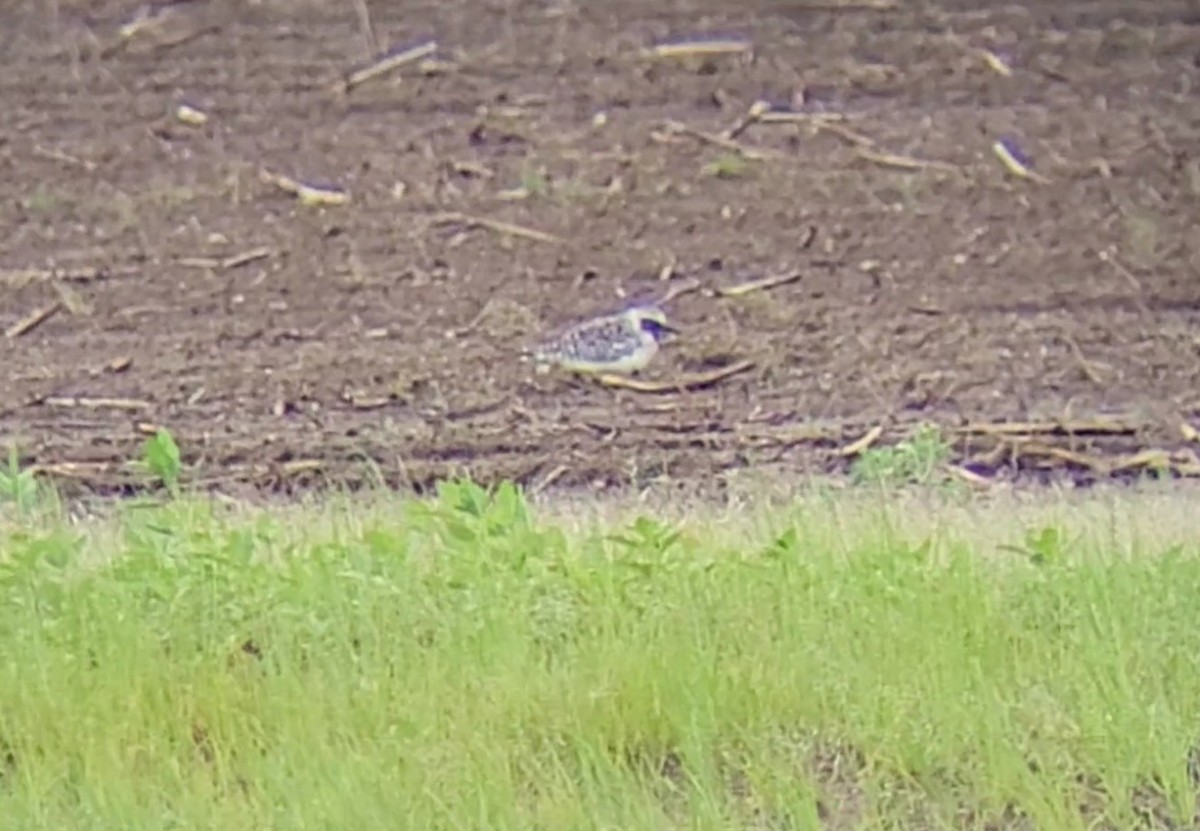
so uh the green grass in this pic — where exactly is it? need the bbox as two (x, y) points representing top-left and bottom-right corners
(851, 423), (953, 487)
(2, 480), (1200, 829)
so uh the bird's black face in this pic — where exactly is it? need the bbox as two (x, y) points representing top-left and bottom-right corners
(639, 317), (678, 342)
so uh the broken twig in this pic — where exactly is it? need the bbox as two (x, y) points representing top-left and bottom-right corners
(946, 34), (1014, 78)
(856, 147), (959, 173)
(261, 170), (349, 206)
(658, 277), (703, 306)
(723, 100), (847, 140)
(645, 39), (750, 60)
(1011, 441), (1110, 471)
(947, 464), (992, 488)
(339, 40), (438, 93)
(955, 419), (1136, 437)
(280, 460), (324, 477)
(530, 464), (569, 496)
(179, 247), (272, 271)
(716, 270), (803, 298)
(104, 4), (219, 58)
(431, 211), (561, 244)
(658, 119), (782, 161)
(1108, 449), (1172, 475)
(175, 103), (209, 126)
(722, 100), (772, 140)
(33, 144), (97, 171)
(977, 48), (1013, 77)
(835, 424), (884, 457)
(27, 462), (114, 479)
(1060, 331), (1110, 385)
(597, 359), (755, 393)
(43, 396), (151, 411)
(991, 139), (1051, 184)
(6, 302), (62, 338)
(816, 121), (876, 148)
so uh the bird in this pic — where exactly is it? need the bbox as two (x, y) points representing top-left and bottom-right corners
(526, 304), (679, 375)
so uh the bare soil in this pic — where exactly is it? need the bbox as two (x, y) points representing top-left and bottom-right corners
(3, 0), (1200, 497)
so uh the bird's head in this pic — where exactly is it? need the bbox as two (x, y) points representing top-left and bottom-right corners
(625, 305), (679, 342)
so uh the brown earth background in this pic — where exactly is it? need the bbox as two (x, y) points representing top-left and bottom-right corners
(2, 0), (1199, 498)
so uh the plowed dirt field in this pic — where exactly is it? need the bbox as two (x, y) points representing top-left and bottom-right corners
(3, 0), (1200, 497)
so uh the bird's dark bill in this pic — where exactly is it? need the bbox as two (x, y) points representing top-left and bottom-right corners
(639, 318), (678, 340)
